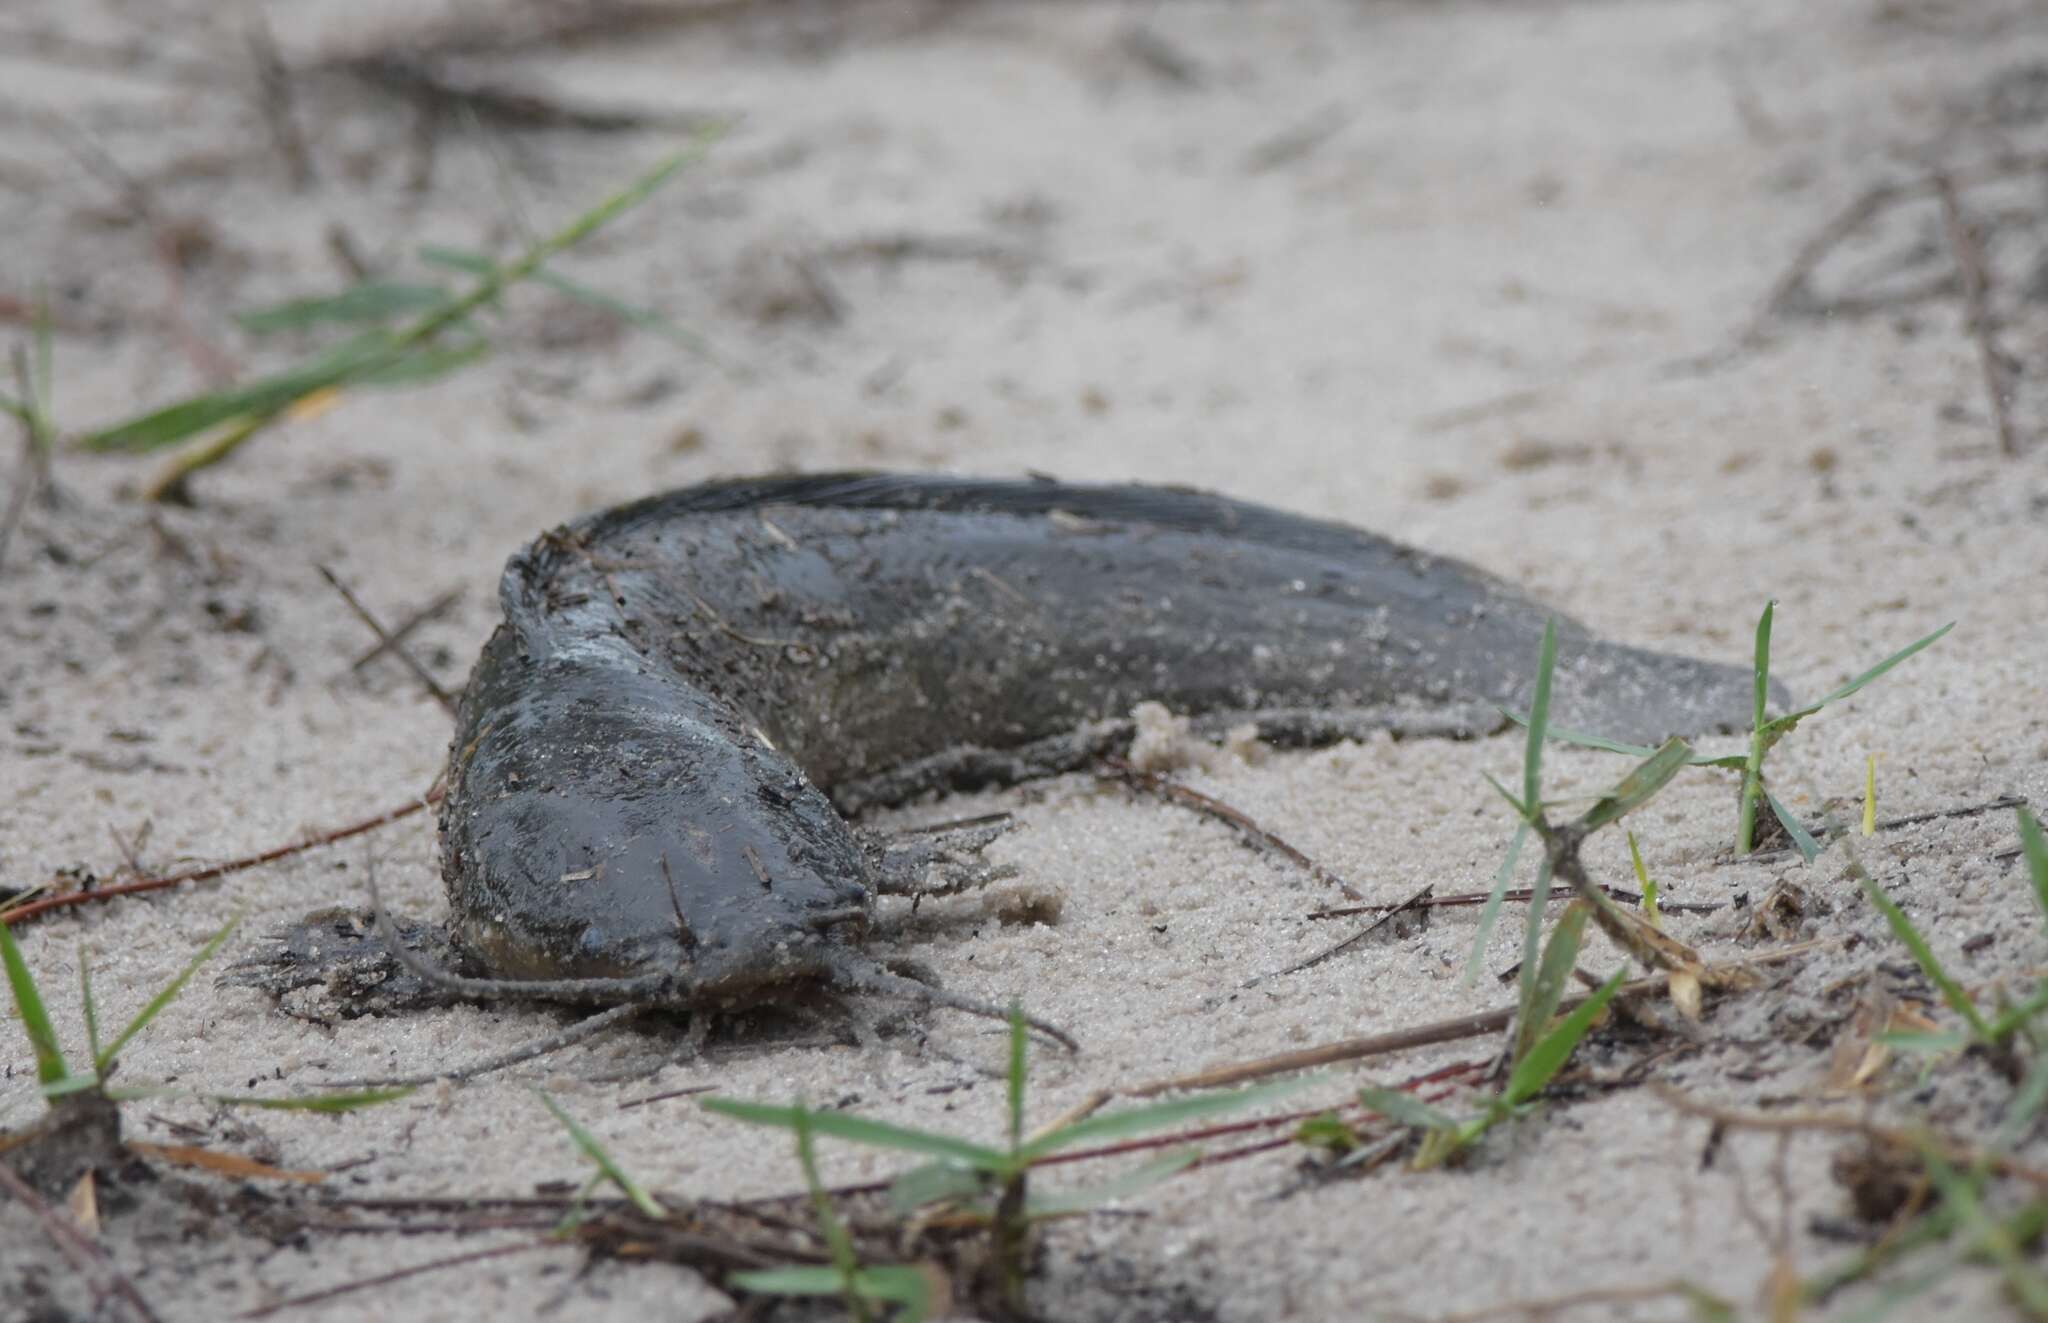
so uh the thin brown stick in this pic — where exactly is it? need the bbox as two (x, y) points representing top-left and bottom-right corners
(0, 785), (440, 926)
(1309, 884), (1724, 920)
(1248, 882), (1434, 986)
(349, 587), (461, 672)
(1127, 943), (1824, 1098)
(238, 1238), (555, 1319)
(246, 15), (313, 189)
(316, 565), (455, 712)
(1935, 173), (2018, 457)
(1756, 183), (1902, 327)
(1104, 756), (1363, 901)
(1392, 1280), (1725, 1323)
(0, 1162), (165, 1323)
(319, 1003), (646, 1088)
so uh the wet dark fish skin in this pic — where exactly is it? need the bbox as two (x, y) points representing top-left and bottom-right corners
(439, 473), (1766, 1001)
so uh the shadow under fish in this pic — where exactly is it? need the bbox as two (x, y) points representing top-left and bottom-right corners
(240, 473), (1780, 1059)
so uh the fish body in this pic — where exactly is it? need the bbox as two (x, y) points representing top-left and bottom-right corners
(439, 474), (1763, 1003)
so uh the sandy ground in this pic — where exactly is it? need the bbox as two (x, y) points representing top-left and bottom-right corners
(5, 0), (2048, 1318)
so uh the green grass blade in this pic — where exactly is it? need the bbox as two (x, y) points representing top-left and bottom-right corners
(77, 946), (101, 1067)
(1513, 857), (1556, 1057)
(2018, 809), (2048, 928)
(80, 354), (366, 451)
(419, 245), (712, 355)
(207, 1087), (414, 1112)
(1856, 873), (1993, 1042)
(1790, 621), (1955, 720)
(889, 1159), (987, 1214)
(537, 1091), (665, 1218)
(98, 916), (238, 1071)
(1761, 788), (1823, 864)
(81, 135), (723, 457)
(1627, 831), (1660, 927)
(415, 245), (496, 276)
(1523, 620), (1558, 811)
(1577, 737), (1695, 834)
(353, 338), (492, 387)
(41, 1072), (104, 1100)
(702, 1098), (1008, 1170)
(1498, 711), (1661, 759)
(1997, 1051), (2048, 1152)
(1356, 1085), (1460, 1132)
(788, 1104), (875, 1323)
(1989, 982), (2048, 1043)
(1502, 965), (1628, 1108)
(1879, 1030), (1973, 1056)
(1007, 1003), (1027, 1153)
(1480, 771), (1529, 819)
(1026, 1148), (1200, 1217)
(730, 1266), (930, 1319)
(1016, 1077), (1312, 1161)
(1461, 820), (1530, 986)
(1515, 897), (1588, 1069)
(235, 283), (452, 334)
(1918, 1138), (2048, 1315)
(728, 1267), (853, 1298)
(1752, 600), (1775, 730)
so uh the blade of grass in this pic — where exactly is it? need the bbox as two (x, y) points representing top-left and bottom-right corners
(537, 1090), (665, 1218)
(1995, 1051), (2048, 1151)
(1026, 1148), (1201, 1217)
(1765, 622), (1955, 732)
(729, 1265), (930, 1319)
(420, 245), (712, 355)
(1462, 820), (1529, 986)
(1356, 1086), (1460, 1133)
(1917, 1138), (2048, 1316)
(792, 1104), (878, 1323)
(1499, 711), (1745, 767)
(702, 1098), (1008, 1171)
(1007, 1004), (1027, 1153)
(235, 283), (453, 334)
(2018, 809), (2048, 928)
(889, 1160), (988, 1214)
(1016, 1077), (1312, 1161)
(1737, 603), (1775, 854)
(77, 947), (102, 1067)
(1513, 858), (1556, 1056)
(97, 916), (238, 1071)
(1515, 898), (1589, 1068)
(1578, 737), (1694, 834)
(1523, 620), (1557, 812)
(82, 131), (724, 466)
(5, 955), (75, 1071)
(353, 337), (492, 387)
(1762, 787), (1823, 864)
(1627, 831), (1661, 928)
(1501, 965), (1628, 1108)
(1856, 873), (1993, 1042)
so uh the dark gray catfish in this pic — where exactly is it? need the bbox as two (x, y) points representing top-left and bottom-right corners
(437, 472), (1763, 1019)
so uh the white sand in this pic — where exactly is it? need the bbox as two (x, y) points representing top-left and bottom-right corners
(5, 1), (2048, 1318)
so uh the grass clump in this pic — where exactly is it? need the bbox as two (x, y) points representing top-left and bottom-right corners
(73, 133), (721, 500)
(1, 916), (406, 1138)
(1515, 602), (1950, 863)
(1375, 622), (1669, 1165)
(703, 1005), (1305, 1315)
